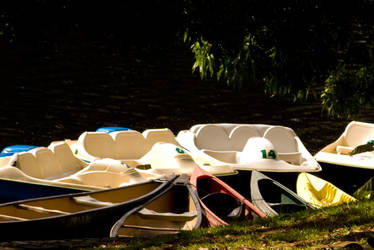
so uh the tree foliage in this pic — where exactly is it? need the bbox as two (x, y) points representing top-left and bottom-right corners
(183, 0), (374, 117)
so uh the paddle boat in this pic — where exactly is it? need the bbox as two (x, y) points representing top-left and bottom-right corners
(250, 170), (315, 217)
(110, 174), (202, 237)
(314, 121), (374, 193)
(0, 142), (151, 202)
(65, 128), (237, 177)
(296, 172), (357, 208)
(96, 126), (131, 133)
(190, 166), (266, 227)
(0, 145), (38, 157)
(176, 123), (321, 191)
(0, 175), (177, 241)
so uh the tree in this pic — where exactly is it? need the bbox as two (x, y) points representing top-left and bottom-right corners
(182, 0), (374, 117)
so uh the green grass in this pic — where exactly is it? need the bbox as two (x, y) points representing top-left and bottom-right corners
(89, 200), (374, 249)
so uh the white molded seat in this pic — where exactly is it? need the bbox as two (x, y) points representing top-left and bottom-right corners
(263, 126), (298, 153)
(194, 124), (230, 151)
(344, 122), (374, 146)
(263, 126), (301, 164)
(113, 130), (148, 159)
(229, 125), (261, 151)
(14, 144), (86, 180)
(143, 128), (178, 146)
(78, 132), (116, 159)
(49, 142), (86, 176)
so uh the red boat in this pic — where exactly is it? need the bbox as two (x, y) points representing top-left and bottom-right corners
(190, 166), (266, 227)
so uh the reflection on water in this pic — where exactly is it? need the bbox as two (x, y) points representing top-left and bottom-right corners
(0, 41), (373, 156)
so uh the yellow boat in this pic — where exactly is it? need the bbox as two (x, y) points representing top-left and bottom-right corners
(296, 172), (356, 208)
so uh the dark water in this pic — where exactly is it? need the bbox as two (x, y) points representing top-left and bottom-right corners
(1, 40), (371, 155)
(0, 40), (373, 248)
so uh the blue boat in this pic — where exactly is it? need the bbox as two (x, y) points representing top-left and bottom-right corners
(0, 145), (38, 157)
(96, 126), (131, 133)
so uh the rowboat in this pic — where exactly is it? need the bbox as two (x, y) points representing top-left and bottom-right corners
(190, 166), (266, 227)
(0, 175), (177, 241)
(314, 121), (374, 193)
(296, 172), (357, 208)
(0, 142), (150, 202)
(250, 170), (315, 216)
(110, 174), (202, 237)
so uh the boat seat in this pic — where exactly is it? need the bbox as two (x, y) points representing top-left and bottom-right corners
(113, 130), (148, 159)
(77, 132), (116, 160)
(340, 121), (374, 152)
(72, 195), (115, 207)
(229, 125), (261, 151)
(138, 208), (197, 221)
(17, 204), (69, 215)
(336, 145), (354, 155)
(194, 124), (230, 151)
(59, 169), (145, 189)
(201, 149), (237, 163)
(48, 142), (86, 176)
(263, 126), (301, 164)
(143, 128), (178, 147)
(15, 147), (64, 180)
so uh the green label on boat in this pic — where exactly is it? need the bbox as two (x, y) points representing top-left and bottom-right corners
(176, 147), (185, 154)
(261, 149), (277, 159)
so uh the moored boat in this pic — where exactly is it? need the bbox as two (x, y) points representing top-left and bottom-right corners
(190, 166), (266, 227)
(176, 123), (321, 191)
(250, 170), (315, 217)
(296, 172), (357, 208)
(0, 175), (177, 241)
(110, 174), (202, 237)
(0, 141), (150, 202)
(314, 121), (374, 193)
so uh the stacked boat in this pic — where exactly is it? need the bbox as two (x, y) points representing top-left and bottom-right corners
(0, 122), (365, 241)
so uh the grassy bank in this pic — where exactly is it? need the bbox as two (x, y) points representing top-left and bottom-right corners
(99, 200), (374, 249)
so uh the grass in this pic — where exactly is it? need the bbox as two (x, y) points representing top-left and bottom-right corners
(89, 200), (374, 249)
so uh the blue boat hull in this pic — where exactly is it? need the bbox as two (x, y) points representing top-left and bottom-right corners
(0, 179), (85, 203)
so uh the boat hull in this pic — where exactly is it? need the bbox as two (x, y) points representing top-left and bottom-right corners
(315, 162), (373, 195)
(110, 174), (202, 237)
(0, 178), (87, 203)
(0, 176), (176, 241)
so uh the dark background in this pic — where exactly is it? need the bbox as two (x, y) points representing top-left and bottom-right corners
(0, 1), (370, 154)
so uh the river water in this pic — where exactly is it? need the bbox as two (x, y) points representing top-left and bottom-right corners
(0, 40), (373, 248)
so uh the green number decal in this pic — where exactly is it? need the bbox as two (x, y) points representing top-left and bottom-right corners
(268, 149), (276, 159)
(261, 149), (267, 158)
(176, 147), (185, 154)
(260, 149), (277, 159)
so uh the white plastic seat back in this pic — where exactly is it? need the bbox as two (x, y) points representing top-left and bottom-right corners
(263, 126), (298, 153)
(343, 121), (374, 147)
(14, 151), (40, 178)
(194, 124), (229, 151)
(229, 125), (261, 151)
(143, 128), (178, 147)
(49, 142), (85, 175)
(79, 132), (115, 159)
(113, 130), (148, 159)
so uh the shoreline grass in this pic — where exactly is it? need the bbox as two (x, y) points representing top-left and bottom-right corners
(96, 199), (374, 249)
